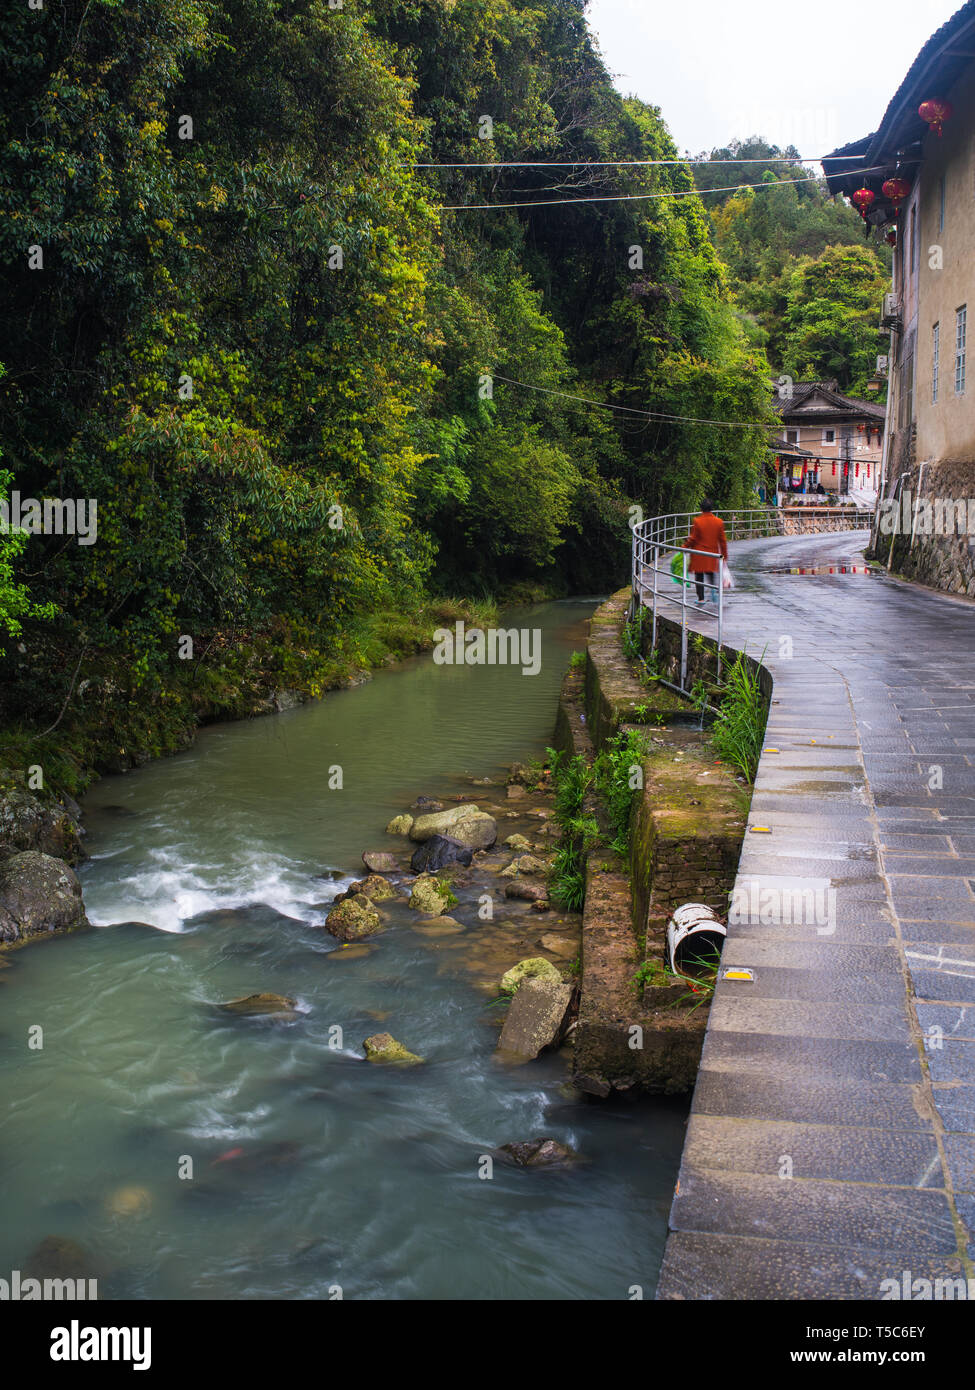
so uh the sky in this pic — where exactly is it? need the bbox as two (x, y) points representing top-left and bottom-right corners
(586, 0), (963, 163)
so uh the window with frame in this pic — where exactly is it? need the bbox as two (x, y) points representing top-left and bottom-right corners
(956, 306), (967, 396)
(822, 428), (835, 444)
(933, 321), (940, 403)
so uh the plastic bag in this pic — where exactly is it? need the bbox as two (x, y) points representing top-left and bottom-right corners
(670, 551), (690, 586)
(722, 559), (734, 591)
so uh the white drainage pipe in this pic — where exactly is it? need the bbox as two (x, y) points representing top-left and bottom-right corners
(666, 903), (727, 978)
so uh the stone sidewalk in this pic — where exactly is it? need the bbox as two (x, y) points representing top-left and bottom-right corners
(653, 529), (975, 1300)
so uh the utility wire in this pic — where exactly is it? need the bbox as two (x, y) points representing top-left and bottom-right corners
(441, 166), (885, 210)
(411, 156), (861, 169)
(491, 375), (773, 431)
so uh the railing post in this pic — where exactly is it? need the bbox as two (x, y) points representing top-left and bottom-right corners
(680, 549), (689, 690)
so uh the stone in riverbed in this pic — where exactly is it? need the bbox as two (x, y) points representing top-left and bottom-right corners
(412, 917), (464, 937)
(385, 814), (414, 836)
(409, 874), (452, 916)
(538, 933), (578, 956)
(218, 992), (299, 1018)
(362, 851), (399, 873)
(503, 879), (548, 902)
(409, 834), (473, 874)
(24, 1235), (95, 1281)
(346, 873), (400, 902)
(494, 1138), (576, 1168)
(325, 893), (383, 941)
(500, 957), (563, 994)
(327, 942), (376, 961)
(499, 854), (550, 877)
(0, 850), (89, 942)
(409, 804), (497, 850)
(503, 834), (531, 850)
(497, 975), (573, 1059)
(362, 1032), (423, 1065)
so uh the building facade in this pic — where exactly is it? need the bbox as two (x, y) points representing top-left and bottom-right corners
(825, 0), (975, 596)
(772, 382), (885, 499)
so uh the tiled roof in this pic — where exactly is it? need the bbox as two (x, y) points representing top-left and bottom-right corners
(772, 382), (886, 420)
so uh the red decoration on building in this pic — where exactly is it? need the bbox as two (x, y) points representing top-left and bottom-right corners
(851, 187), (876, 219)
(882, 176), (912, 218)
(918, 98), (953, 138)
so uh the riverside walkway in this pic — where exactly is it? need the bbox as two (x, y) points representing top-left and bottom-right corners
(652, 528), (975, 1300)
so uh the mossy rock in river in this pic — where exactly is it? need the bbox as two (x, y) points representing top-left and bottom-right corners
(408, 874), (454, 916)
(346, 873), (400, 902)
(385, 814), (414, 836)
(500, 957), (563, 995)
(325, 893), (383, 941)
(218, 992), (299, 1019)
(362, 1032), (423, 1065)
(0, 850), (89, 943)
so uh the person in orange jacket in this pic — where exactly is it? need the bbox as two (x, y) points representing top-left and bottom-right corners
(683, 499), (728, 605)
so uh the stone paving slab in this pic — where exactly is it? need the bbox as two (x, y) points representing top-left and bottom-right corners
(657, 1232), (970, 1301)
(653, 529), (975, 1300)
(682, 1115), (940, 1186)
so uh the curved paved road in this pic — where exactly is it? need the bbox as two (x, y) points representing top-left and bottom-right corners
(655, 528), (975, 1300)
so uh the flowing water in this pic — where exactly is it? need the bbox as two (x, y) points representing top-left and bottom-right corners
(0, 601), (687, 1300)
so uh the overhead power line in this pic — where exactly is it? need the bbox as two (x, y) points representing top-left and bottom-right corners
(410, 157), (848, 169)
(441, 166), (884, 210)
(491, 375), (772, 431)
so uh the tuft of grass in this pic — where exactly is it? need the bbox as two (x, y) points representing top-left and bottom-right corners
(710, 650), (767, 782)
(593, 728), (647, 856)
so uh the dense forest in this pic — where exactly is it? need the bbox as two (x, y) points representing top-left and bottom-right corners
(692, 137), (892, 396)
(0, 1), (882, 783)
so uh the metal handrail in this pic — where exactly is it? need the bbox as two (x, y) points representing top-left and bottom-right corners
(630, 505), (867, 690)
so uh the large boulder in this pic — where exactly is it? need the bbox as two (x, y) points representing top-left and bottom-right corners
(410, 804), (497, 850)
(500, 957), (563, 994)
(410, 834), (473, 874)
(324, 893), (383, 941)
(408, 874), (452, 916)
(362, 1032), (423, 1065)
(0, 782), (85, 864)
(497, 976), (573, 1059)
(0, 851), (89, 942)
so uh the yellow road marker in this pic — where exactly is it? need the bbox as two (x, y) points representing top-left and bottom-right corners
(723, 967), (755, 981)
(749, 825), (772, 834)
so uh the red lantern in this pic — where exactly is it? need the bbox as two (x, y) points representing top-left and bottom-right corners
(851, 187), (875, 219)
(882, 176), (912, 218)
(919, 99), (953, 138)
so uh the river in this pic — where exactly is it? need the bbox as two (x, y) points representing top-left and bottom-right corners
(0, 600), (687, 1300)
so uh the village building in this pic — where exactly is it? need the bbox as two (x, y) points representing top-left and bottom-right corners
(771, 381), (885, 502)
(824, 0), (975, 596)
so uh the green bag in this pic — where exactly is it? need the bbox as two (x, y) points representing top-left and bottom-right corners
(670, 551), (691, 586)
